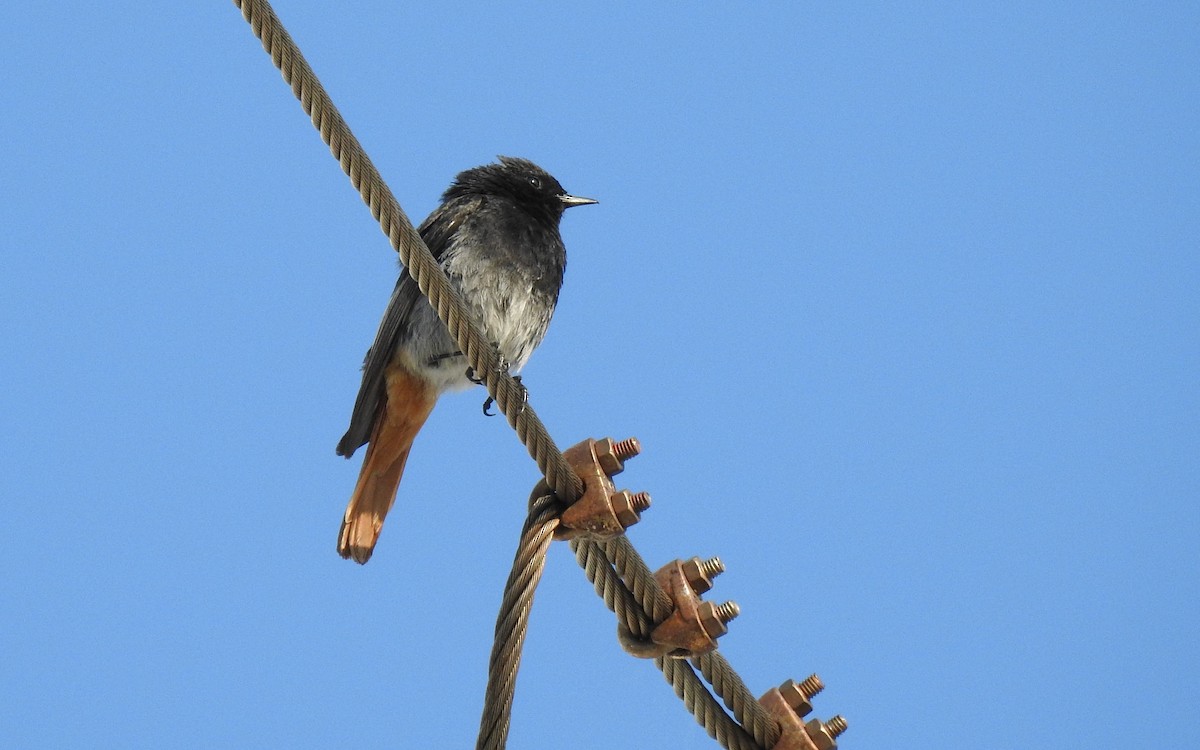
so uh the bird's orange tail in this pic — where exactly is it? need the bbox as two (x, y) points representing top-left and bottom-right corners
(338, 365), (437, 564)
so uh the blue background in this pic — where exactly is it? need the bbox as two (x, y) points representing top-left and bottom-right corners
(2, 3), (1196, 748)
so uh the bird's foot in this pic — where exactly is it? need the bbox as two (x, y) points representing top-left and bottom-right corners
(466, 346), (510, 385)
(482, 375), (526, 417)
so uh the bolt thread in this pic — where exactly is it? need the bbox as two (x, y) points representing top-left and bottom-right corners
(825, 715), (848, 738)
(797, 674), (825, 699)
(714, 601), (740, 624)
(701, 556), (725, 578)
(629, 491), (651, 511)
(612, 437), (641, 460)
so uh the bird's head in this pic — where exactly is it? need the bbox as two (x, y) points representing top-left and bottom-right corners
(447, 156), (597, 225)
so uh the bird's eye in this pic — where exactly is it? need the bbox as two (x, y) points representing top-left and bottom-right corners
(528, 176), (542, 189)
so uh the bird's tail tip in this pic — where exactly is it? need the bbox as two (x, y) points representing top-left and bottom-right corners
(337, 516), (382, 564)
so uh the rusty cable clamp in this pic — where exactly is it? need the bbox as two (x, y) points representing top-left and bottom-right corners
(549, 437), (850, 741)
(646, 556), (740, 657)
(554, 437), (649, 539)
(758, 675), (848, 750)
(555, 437), (741, 658)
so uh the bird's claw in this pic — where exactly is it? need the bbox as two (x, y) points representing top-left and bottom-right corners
(466, 346), (512, 386)
(482, 375), (526, 417)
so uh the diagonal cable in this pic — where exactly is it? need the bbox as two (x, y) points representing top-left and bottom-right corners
(230, 4), (783, 749)
(572, 539), (769, 750)
(232, 0), (583, 504)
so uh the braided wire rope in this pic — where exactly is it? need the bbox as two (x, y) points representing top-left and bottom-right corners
(575, 539), (782, 748)
(231, 2), (781, 748)
(573, 534), (781, 747)
(233, 0), (582, 503)
(694, 650), (781, 747)
(477, 488), (563, 750)
(657, 658), (763, 750)
(597, 536), (674, 620)
(571, 540), (763, 750)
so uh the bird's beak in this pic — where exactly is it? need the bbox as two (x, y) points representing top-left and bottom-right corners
(558, 193), (599, 208)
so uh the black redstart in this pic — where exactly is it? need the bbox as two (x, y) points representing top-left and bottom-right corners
(335, 156), (596, 563)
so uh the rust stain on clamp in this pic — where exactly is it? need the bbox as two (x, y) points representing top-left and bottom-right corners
(554, 437), (648, 540)
(650, 559), (738, 656)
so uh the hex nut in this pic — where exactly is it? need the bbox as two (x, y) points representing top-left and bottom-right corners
(780, 681), (813, 717)
(697, 600), (738, 640)
(594, 437), (625, 476)
(778, 675), (824, 718)
(680, 556), (723, 595)
(804, 717), (847, 750)
(610, 490), (636, 526)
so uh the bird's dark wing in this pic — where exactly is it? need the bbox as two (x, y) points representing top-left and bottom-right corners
(335, 197), (480, 457)
(335, 273), (417, 457)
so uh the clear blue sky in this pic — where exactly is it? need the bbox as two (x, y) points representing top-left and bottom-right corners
(2, 3), (1196, 748)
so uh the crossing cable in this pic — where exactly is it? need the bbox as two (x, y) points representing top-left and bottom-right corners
(573, 536), (781, 749)
(477, 487), (561, 749)
(572, 537), (773, 750)
(231, 2), (791, 748)
(476, 486), (768, 750)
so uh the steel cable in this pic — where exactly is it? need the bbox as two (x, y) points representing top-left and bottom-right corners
(658, 657), (762, 750)
(233, 0), (583, 504)
(693, 651), (782, 748)
(477, 490), (562, 750)
(572, 541), (765, 750)
(231, 2), (782, 748)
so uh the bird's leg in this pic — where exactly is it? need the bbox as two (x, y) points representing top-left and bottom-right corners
(427, 351), (463, 367)
(513, 376), (528, 415)
(472, 345), (528, 417)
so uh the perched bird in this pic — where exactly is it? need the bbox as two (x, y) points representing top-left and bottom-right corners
(335, 156), (596, 563)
